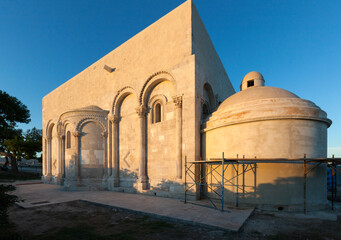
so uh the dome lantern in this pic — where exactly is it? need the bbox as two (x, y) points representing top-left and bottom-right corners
(240, 71), (265, 91)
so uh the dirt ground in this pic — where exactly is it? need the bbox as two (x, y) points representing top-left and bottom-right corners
(1, 201), (340, 240)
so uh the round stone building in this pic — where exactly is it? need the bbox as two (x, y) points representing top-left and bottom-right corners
(202, 71), (332, 210)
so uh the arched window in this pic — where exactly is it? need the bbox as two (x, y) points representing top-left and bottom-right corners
(66, 131), (71, 149)
(154, 103), (162, 123)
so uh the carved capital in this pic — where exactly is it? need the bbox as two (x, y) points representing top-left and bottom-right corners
(57, 122), (64, 136)
(136, 106), (148, 117)
(173, 95), (182, 108)
(108, 114), (119, 123)
(101, 131), (108, 138)
(72, 131), (82, 138)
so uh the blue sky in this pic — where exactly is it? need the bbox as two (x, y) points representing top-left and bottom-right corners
(0, 0), (340, 156)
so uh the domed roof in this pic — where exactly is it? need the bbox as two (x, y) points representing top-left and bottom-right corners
(218, 86), (299, 110)
(242, 71), (264, 83)
(79, 105), (103, 111)
(203, 85), (331, 131)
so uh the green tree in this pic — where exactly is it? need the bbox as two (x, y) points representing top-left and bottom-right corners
(0, 90), (31, 172)
(22, 127), (42, 160)
(2, 128), (42, 172)
(2, 136), (25, 172)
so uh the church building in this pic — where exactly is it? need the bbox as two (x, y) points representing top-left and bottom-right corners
(42, 1), (331, 209)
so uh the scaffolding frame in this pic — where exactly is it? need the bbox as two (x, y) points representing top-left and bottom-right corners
(184, 153), (341, 213)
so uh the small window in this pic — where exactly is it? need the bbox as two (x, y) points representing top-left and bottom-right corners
(154, 103), (162, 123)
(66, 131), (71, 149)
(247, 80), (254, 88)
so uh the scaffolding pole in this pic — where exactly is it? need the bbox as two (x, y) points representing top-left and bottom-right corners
(221, 152), (224, 211)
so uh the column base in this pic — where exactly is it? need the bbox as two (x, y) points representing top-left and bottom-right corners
(114, 177), (120, 187)
(45, 174), (52, 182)
(57, 173), (63, 184)
(137, 180), (149, 191)
(77, 178), (82, 187)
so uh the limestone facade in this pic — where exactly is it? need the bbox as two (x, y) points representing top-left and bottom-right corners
(42, 1), (234, 195)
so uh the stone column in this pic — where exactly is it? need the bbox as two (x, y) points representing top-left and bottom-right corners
(57, 134), (63, 183)
(43, 138), (47, 176)
(46, 135), (52, 181)
(57, 134), (65, 184)
(73, 131), (82, 187)
(173, 96), (183, 179)
(109, 115), (120, 187)
(101, 131), (108, 177)
(136, 105), (148, 190)
(61, 135), (65, 184)
(107, 118), (112, 177)
(56, 123), (64, 183)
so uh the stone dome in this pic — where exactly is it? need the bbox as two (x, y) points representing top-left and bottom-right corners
(60, 105), (109, 119)
(78, 105), (104, 111)
(242, 71), (264, 82)
(204, 86), (331, 131)
(218, 86), (299, 110)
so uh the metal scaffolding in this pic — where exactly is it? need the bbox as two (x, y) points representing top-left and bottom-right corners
(184, 153), (341, 213)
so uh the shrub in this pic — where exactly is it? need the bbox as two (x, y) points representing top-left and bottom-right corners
(0, 184), (19, 224)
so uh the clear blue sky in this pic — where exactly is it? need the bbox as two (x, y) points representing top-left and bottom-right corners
(0, 0), (340, 156)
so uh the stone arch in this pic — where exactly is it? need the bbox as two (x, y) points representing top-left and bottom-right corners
(140, 71), (176, 106)
(142, 73), (177, 184)
(111, 86), (138, 116)
(76, 118), (107, 133)
(45, 121), (59, 179)
(116, 90), (139, 187)
(46, 120), (55, 138)
(62, 119), (75, 132)
(45, 121), (55, 178)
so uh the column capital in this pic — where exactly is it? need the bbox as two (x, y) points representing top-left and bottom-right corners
(108, 114), (119, 123)
(173, 95), (182, 108)
(72, 131), (82, 138)
(101, 131), (108, 138)
(57, 122), (64, 136)
(136, 106), (148, 117)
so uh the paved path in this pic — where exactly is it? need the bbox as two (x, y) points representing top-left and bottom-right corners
(11, 181), (254, 232)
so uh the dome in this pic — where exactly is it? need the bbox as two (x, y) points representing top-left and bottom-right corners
(242, 71), (264, 83)
(61, 105), (109, 119)
(219, 86), (299, 110)
(203, 86), (331, 131)
(79, 105), (103, 111)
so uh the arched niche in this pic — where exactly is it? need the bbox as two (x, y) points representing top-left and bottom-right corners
(143, 74), (177, 182)
(117, 93), (139, 187)
(79, 121), (105, 180)
(46, 121), (55, 178)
